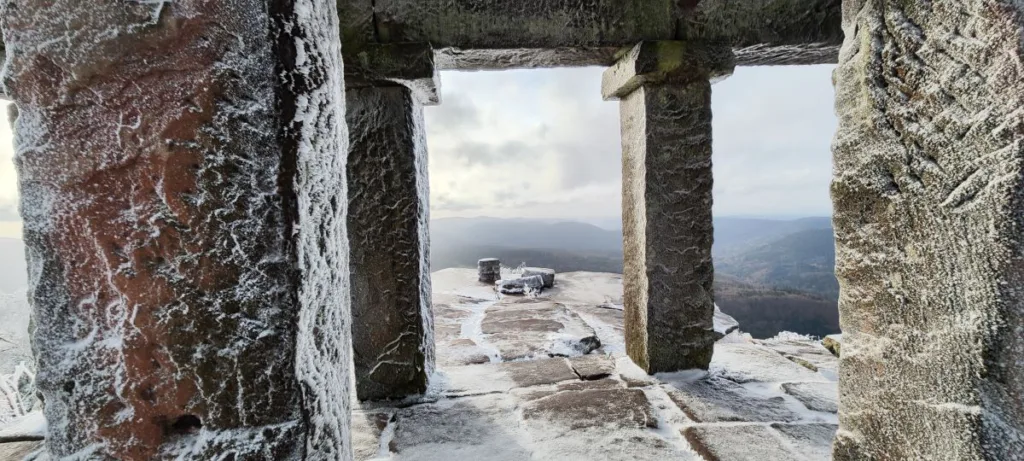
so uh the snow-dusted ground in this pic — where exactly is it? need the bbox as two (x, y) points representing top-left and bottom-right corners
(353, 269), (839, 461)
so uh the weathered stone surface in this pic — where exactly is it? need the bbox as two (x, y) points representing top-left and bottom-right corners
(663, 377), (799, 423)
(392, 394), (531, 460)
(351, 411), (394, 461)
(522, 388), (657, 431)
(821, 334), (841, 357)
(502, 357), (579, 388)
(832, 1), (1024, 459)
(522, 267), (556, 288)
(781, 382), (838, 413)
(344, 43), (440, 105)
(373, 0), (675, 50)
(434, 47), (621, 70)
(711, 343), (821, 384)
(3, 1), (351, 459)
(0, 441), (44, 460)
(495, 275), (544, 296)
(682, 425), (802, 461)
(771, 423), (837, 460)
(677, 0), (843, 54)
(481, 300), (598, 360)
(568, 354), (615, 380)
(347, 85), (434, 401)
(477, 258), (501, 284)
(614, 53), (718, 373)
(602, 41), (735, 101)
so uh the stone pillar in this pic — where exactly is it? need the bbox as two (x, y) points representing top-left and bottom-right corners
(3, 1), (352, 459)
(345, 44), (436, 401)
(832, 2), (1024, 459)
(602, 42), (733, 374)
(478, 258), (501, 284)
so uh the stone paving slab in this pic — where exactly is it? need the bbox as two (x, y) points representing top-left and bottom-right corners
(392, 394), (533, 461)
(352, 410), (394, 460)
(482, 300), (598, 360)
(663, 377), (800, 423)
(782, 382), (839, 413)
(568, 353), (616, 380)
(711, 343), (824, 384)
(772, 423), (838, 460)
(682, 424), (804, 461)
(522, 388), (657, 431)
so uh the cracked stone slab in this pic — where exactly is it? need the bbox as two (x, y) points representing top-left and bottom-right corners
(771, 423), (838, 460)
(662, 377), (800, 423)
(682, 425), (803, 461)
(522, 388), (657, 431)
(781, 382), (838, 414)
(568, 354), (616, 380)
(512, 377), (627, 402)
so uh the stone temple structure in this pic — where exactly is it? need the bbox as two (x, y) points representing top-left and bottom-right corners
(0, 0), (1022, 459)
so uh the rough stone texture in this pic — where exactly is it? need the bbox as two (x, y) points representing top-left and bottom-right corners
(477, 258), (501, 283)
(663, 377), (799, 423)
(347, 86), (433, 401)
(772, 423), (838, 460)
(677, 0), (843, 52)
(434, 47), (621, 70)
(344, 43), (440, 106)
(611, 48), (720, 373)
(0, 441), (44, 460)
(521, 388), (657, 431)
(821, 334), (841, 357)
(602, 42), (735, 101)
(3, 1), (351, 459)
(480, 300), (597, 360)
(521, 267), (555, 288)
(568, 354), (615, 380)
(682, 425), (803, 461)
(832, 1), (1024, 459)
(495, 275), (545, 295)
(782, 382), (838, 413)
(373, 0), (674, 50)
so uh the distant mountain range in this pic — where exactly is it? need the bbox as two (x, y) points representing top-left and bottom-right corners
(431, 216), (839, 338)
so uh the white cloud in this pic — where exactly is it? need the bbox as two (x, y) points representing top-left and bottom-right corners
(425, 64), (837, 221)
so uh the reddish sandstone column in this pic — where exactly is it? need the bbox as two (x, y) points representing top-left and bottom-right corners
(2, 1), (351, 459)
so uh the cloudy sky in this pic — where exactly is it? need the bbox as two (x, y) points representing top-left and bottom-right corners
(425, 65), (837, 226)
(0, 64), (836, 238)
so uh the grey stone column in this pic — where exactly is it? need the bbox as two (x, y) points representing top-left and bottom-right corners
(602, 42), (733, 374)
(832, 1), (1024, 459)
(345, 47), (436, 400)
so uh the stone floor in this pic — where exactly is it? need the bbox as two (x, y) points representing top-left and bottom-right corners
(353, 269), (839, 461)
(0, 269), (839, 460)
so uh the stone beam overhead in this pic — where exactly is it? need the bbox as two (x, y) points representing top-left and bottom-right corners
(3, 0), (352, 459)
(345, 43), (440, 106)
(346, 86), (434, 401)
(372, 0), (675, 50)
(335, 0), (841, 68)
(605, 42), (724, 374)
(602, 42), (735, 101)
(832, 0), (1024, 459)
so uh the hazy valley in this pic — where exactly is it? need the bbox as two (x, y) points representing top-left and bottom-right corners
(432, 216), (839, 338)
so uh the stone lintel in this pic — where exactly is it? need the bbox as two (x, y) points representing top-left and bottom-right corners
(601, 41), (734, 101)
(344, 43), (440, 106)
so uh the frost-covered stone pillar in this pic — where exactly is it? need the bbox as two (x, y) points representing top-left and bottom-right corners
(832, 1), (1024, 459)
(345, 44), (436, 401)
(602, 42), (733, 374)
(3, 1), (353, 459)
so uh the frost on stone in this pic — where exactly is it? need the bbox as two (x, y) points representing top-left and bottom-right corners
(1, 0), (350, 458)
(833, 1), (1024, 458)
